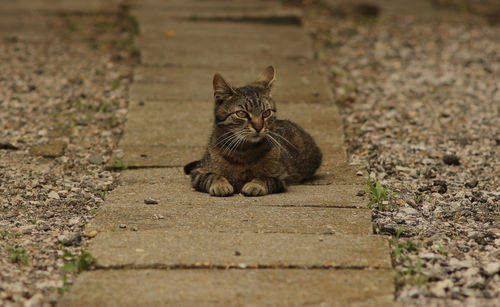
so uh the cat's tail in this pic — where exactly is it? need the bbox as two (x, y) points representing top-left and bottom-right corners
(183, 160), (201, 175)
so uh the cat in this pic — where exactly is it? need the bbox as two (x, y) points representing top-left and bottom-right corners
(184, 66), (322, 197)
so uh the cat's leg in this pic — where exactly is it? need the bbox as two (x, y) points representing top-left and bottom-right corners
(190, 169), (234, 197)
(241, 177), (286, 197)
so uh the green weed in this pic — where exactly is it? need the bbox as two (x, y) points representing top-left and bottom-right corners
(394, 256), (429, 289)
(414, 193), (424, 204)
(1, 230), (9, 240)
(68, 22), (81, 33)
(436, 243), (447, 256)
(59, 251), (96, 293)
(110, 80), (121, 90)
(127, 15), (139, 35)
(8, 245), (29, 265)
(113, 157), (134, 170)
(365, 181), (399, 210)
(389, 226), (428, 289)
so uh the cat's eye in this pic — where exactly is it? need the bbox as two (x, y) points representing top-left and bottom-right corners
(235, 111), (247, 118)
(262, 109), (272, 118)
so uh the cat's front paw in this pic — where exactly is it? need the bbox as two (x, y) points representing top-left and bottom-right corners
(209, 178), (234, 197)
(241, 181), (267, 197)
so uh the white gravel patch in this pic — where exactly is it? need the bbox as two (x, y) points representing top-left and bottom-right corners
(0, 13), (134, 306)
(306, 9), (499, 307)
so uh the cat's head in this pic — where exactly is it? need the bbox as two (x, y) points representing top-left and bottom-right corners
(212, 66), (277, 145)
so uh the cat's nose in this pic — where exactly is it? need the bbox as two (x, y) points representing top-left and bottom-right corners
(251, 119), (263, 133)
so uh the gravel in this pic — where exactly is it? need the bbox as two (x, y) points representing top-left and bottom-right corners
(0, 12), (134, 306)
(305, 4), (499, 306)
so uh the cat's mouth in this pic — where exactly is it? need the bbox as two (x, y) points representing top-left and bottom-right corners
(247, 133), (266, 142)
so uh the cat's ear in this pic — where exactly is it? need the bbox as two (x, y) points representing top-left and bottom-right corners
(213, 73), (235, 103)
(254, 66), (275, 89)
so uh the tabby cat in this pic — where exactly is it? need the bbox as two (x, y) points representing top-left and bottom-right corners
(184, 66), (322, 197)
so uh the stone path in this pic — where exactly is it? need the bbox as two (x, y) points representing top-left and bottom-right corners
(60, 0), (396, 305)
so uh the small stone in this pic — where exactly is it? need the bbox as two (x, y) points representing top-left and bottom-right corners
(356, 171), (364, 176)
(58, 232), (81, 246)
(68, 217), (80, 226)
(235, 251), (241, 256)
(465, 180), (478, 188)
(483, 262), (500, 276)
(25, 292), (44, 307)
(48, 191), (60, 200)
(433, 180), (447, 194)
(21, 225), (35, 235)
(356, 190), (365, 196)
(119, 224), (126, 229)
(443, 154), (460, 165)
(0, 142), (18, 150)
(89, 154), (104, 165)
(144, 197), (159, 205)
(30, 141), (67, 158)
(132, 226), (138, 231)
(86, 230), (98, 238)
(429, 279), (453, 297)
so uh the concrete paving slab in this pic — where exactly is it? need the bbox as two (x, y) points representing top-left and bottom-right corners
(114, 100), (342, 166)
(118, 101), (212, 148)
(87, 231), (391, 269)
(313, 162), (368, 185)
(136, 37), (312, 67)
(87, 204), (372, 234)
(98, 168), (367, 210)
(135, 21), (311, 52)
(128, 0), (280, 11)
(136, 20), (303, 41)
(0, 0), (120, 12)
(60, 269), (396, 307)
(131, 6), (302, 23)
(0, 14), (55, 40)
(109, 143), (347, 170)
(130, 64), (332, 104)
(139, 44), (313, 68)
(127, 99), (343, 145)
(108, 145), (204, 169)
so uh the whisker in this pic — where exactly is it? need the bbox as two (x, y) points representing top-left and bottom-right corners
(215, 131), (236, 146)
(269, 131), (297, 149)
(266, 134), (289, 156)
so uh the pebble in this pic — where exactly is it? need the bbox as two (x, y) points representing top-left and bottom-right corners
(483, 262), (500, 276)
(68, 217), (80, 226)
(429, 279), (453, 297)
(29, 141), (67, 158)
(86, 230), (98, 238)
(144, 197), (159, 205)
(442, 154), (460, 166)
(356, 190), (365, 196)
(89, 154), (105, 165)
(465, 180), (479, 188)
(0, 142), (18, 150)
(57, 232), (81, 246)
(119, 224), (126, 229)
(48, 191), (60, 200)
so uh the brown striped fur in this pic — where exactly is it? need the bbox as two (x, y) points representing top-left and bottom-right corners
(184, 66), (322, 197)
